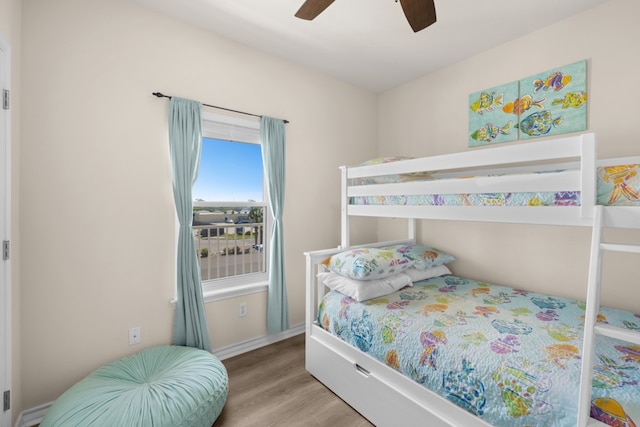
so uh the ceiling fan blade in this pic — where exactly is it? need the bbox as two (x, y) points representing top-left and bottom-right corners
(295, 0), (336, 20)
(399, 0), (436, 32)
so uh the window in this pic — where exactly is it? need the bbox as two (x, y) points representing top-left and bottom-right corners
(193, 112), (269, 301)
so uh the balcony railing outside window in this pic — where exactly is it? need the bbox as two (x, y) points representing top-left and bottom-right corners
(192, 205), (267, 283)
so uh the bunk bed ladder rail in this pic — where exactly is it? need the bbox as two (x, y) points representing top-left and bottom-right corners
(577, 205), (640, 427)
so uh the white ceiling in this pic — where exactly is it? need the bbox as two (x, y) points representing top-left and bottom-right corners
(136, 0), (610, 93)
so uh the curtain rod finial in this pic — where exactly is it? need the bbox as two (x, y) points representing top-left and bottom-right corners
(152, 92), (167, 98)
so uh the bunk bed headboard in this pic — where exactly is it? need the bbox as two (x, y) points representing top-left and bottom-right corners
(340, 133), (597, 247)
(304, 238), (415, 336)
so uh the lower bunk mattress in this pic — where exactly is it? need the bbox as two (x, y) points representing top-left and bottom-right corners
(317, 275), (640, 427)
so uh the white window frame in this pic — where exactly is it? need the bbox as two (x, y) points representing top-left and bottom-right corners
(197, 111), (271, 302)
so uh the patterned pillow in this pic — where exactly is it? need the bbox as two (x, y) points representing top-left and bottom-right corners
(387, 244), (456, 271)
(325, 247), (414, 280)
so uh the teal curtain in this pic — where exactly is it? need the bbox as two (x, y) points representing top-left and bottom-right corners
(168, 97), (212, 352)
(261, 116), (289, 333)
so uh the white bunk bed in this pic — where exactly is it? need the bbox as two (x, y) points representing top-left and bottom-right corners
(304, 133), (640, 427)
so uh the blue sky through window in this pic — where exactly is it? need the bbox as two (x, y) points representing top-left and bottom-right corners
(193, 138), (263, 202)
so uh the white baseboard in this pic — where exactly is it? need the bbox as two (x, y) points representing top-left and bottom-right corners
(14, 324), (305, 426)
(14, 401), (53, 427)
(213, 323), (305, 360)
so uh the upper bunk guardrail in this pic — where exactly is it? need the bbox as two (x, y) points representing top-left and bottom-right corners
(344, 133), (594, 180)
(340, 133), (597, 232)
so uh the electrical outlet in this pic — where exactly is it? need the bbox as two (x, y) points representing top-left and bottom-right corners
(239, 302), (247, 317)
(129, 326), (141, 345)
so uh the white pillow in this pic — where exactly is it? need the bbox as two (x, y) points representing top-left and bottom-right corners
(404, 265), (451, 282)
(317, 272), (412, 302)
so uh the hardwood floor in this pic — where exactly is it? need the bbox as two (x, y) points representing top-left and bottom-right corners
(214, 334), (373, 427)
(34, 335), (369, 427)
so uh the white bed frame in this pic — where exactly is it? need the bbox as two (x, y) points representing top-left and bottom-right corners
(304, 133), (640, 427)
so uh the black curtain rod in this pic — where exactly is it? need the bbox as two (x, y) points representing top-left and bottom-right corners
(152, 92), (289, 124)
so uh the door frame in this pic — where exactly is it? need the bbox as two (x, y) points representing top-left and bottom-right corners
(0, 31), (12, 427)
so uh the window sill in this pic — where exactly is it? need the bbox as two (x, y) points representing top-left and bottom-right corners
(202, 280), (268, 303)
(170, 281), (269, 305)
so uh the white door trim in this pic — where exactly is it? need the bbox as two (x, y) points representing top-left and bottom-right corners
(0, 30), (12, 427)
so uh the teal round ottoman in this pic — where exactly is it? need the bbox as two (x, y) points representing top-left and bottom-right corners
(41, 345), (228, 427)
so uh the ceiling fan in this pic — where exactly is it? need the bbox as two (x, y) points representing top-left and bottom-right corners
(294, 0), (437, 33)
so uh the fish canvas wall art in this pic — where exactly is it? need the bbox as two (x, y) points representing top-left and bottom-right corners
(518, 60), (587, 140)
(468, 81), (519, 147)
(468, 60), (587, 146)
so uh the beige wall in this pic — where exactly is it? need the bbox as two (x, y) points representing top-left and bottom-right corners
(377, 0), (640, 311)
(19, 0), (377, 412)
(0, 0), (21, 423)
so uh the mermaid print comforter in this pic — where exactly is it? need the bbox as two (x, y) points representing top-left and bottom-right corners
(317, 275), (640, 427)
